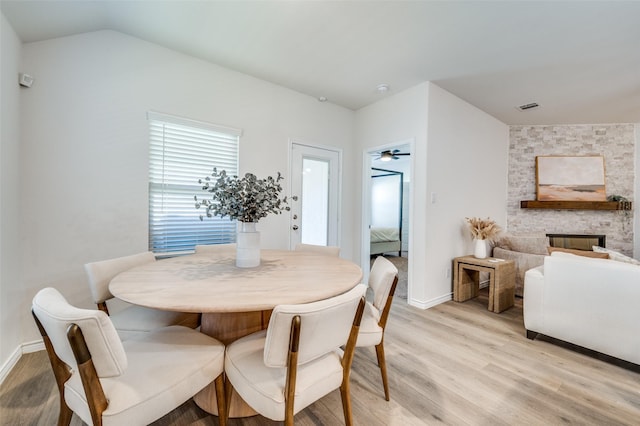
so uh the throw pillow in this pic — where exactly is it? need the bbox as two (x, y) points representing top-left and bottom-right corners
(497, 233), (549, 255)
(592, 246), (640, 265)
(548, 246), (609, 259)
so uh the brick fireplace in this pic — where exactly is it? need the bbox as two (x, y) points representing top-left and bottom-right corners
(507, 124), (634, 255)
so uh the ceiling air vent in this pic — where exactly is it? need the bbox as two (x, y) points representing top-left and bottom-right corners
(518, 102), (539, 111)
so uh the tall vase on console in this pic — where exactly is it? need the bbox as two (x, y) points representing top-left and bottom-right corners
(473, 238), (488, 259)
(465, 217), (501, 260)
(236, 221), (260, 268)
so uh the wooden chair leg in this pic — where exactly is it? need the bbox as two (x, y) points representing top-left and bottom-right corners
(375, 341), (390, 401)
(223, 376), (233, 422)
(214, 375), (227, 426)
(340, 380), (353, 426)
(57, 401), (73, 426)
(284, 412), (294, 426)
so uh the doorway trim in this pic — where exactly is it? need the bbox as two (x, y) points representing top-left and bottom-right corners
(362, 139), (415, 299)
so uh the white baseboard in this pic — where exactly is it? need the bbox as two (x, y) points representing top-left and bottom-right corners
(407, 279), (489, 309)
(22, 339), (45, 353)
(0, 339), (44, 386)
(0, 346), (22, 386)
(408, 292), (452, 309)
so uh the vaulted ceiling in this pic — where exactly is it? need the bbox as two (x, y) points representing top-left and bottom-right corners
(2, 1), (639, 125)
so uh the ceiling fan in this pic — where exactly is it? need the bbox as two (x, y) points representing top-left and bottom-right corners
(375, 149), (411, 162)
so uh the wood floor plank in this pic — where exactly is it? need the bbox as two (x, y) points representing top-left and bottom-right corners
(2, 289), (639, 425)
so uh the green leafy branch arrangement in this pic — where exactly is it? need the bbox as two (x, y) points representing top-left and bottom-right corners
(195, 168), (289, 223)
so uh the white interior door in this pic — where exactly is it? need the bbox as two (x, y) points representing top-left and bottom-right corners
(289, 142), (340, 249)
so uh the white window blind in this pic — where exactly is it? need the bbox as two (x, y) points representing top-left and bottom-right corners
(148, 112), (240, 254)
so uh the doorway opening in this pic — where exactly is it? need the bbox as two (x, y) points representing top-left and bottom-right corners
(364, 141), (413, 301)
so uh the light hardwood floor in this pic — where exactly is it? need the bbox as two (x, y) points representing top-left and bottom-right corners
(2, 290), (639, 425)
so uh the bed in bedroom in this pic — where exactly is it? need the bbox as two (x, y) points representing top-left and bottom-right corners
(370, 227), (401, 256)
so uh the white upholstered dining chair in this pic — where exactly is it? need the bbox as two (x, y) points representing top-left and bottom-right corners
(356, 255), (399, 401)
(84, 252), (199, 340)
(195, 243), (237, 254)
(32, 287), (227, 426)
(224, 284), (367, 425)
(294, 243), (340, 257)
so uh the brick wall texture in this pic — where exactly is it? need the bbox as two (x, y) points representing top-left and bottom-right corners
(508, 124), (635, 255)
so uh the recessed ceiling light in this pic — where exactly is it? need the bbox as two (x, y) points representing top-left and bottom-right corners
(318, 96), (328, 102)
(376, 84), (390, 94)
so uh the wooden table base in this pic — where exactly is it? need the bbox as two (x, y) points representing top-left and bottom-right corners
(193, 310), (272, 418)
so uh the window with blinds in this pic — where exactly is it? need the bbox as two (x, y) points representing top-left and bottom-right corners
(148, 111), (241, 254)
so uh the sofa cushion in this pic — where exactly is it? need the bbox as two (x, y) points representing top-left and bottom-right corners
(548, 247), (609, 259)
(592, 246), (640, 265)
(496, 234), (549, 255)
(492, 247), (545, 297)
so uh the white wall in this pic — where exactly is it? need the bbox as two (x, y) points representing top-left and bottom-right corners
(371, 176), (401, 227)
(16, 30), (355, 348)
(355, 82), (509, 308)
(0, 12), (24, 380)
(355, 83), (429, 305)
(424, 83), (509, 305)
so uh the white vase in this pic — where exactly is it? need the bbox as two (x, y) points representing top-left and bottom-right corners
(474, 238), (488, 259)
(236, 222), (260, 268)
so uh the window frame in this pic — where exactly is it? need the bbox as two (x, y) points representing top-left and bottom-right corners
(147, 111), (242, 255)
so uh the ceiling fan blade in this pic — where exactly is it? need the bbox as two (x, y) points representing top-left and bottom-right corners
(374, 149), (410, 161)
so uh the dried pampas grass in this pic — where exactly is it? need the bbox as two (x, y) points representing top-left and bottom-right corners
(465, 217), (502, 242)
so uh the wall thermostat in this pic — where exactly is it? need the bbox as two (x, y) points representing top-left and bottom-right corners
(19, 73), (34, 88)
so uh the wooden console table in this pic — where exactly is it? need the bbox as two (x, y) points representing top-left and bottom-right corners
(453, 256), (516, 313)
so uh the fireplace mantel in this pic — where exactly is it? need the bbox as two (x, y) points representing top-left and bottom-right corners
(520, 200), (632, 211)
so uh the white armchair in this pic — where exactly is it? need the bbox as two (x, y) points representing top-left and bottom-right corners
(32, 287), (227, 426)
(224, 284), (366, 425)
(84, 252), (199, 339)
(356, 256), (399, 400)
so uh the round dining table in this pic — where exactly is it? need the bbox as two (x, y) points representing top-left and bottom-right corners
(109, 248), (363, 418)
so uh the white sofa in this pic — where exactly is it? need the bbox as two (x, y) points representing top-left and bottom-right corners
(524, 252), (640, 365)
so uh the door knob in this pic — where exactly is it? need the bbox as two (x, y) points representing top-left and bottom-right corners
(292, 225), (299, 230)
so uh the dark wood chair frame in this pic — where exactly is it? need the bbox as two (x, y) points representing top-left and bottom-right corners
(224, 297), (365, 426)
(32, 311), (73, 426)
(371, 275), (399, 401)
(32, 310), (226, 426)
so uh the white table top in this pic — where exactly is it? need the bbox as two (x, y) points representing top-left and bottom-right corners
(110, 249), (363, 313)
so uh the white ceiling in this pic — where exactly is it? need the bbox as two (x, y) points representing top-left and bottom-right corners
(2, 1), (639, 125)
